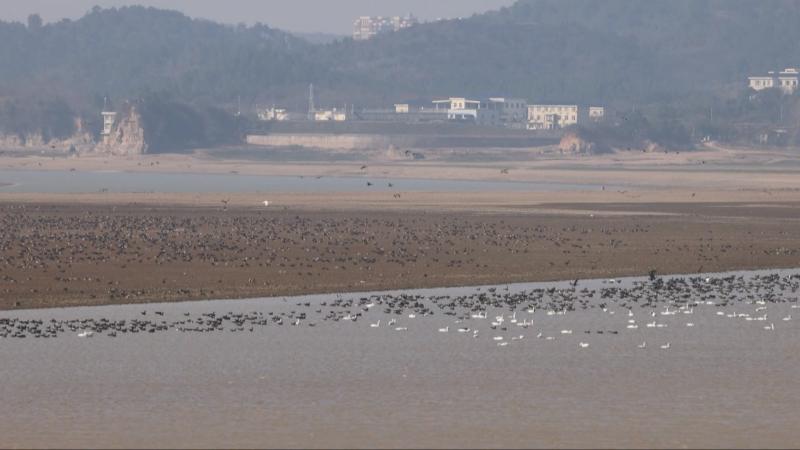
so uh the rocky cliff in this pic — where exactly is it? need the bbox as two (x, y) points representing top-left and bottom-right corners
(559, 131), (598, 155)
(0, 117), (95, 153)
(93, 106), (148, 156)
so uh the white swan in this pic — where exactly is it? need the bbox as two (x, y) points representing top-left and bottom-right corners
(77, 330), (94, 338)
(370, 320), (381, 328)
(438, 326), (449, 333)
(394, 327), (408, 331)
(458, 327), (471, 333)
(637, 341), (647, 349)
(783, 315), (792, 322)
(660, 342), (671, 349)
(578, 342), (590, 348)
(493, 336), (504, 341)
(560, 329), (573, 335)
(764, 323), (775, 331)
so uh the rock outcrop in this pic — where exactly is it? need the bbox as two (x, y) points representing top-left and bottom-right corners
(558, 131), (597, 155)
(0, 118), (94, 153)
(93, 106), (148, 156)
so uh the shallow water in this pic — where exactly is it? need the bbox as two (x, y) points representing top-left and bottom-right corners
(0, 169), (619, 194)
(1, 269), (799, 448)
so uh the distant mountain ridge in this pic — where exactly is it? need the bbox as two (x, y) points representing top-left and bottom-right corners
(2, 1), (800, 113)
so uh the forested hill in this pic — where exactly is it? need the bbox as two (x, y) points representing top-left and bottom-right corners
(2, 1), (800, 113)
(325, 0), (800, 106)
(0, 6), (320, 111)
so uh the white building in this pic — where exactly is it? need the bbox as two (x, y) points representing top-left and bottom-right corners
(748, 68), (799, 94)
(527, 105), (593, 130)
(432, 97), (499, 126)
(257, 107), (290, 121)
(314, 108), (348, 121)
(353, 15), (417, 40)
(589, 106), (605, 121)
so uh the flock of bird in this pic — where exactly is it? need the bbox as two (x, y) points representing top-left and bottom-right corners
(1, 272), (797, 351)
(0, 204), (659, 306)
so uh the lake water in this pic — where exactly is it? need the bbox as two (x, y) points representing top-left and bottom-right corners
(1, 268), (799, 448)
(0, 169), (618, 194)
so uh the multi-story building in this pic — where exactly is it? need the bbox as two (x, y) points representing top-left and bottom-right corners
(748, 68), (799, 94)
(432, 97), (499, 126)
(527, 104), (595, 130)
(485, 98), (528, 127)
(589, 106), (605, 121)
(353, 15), (417, 41)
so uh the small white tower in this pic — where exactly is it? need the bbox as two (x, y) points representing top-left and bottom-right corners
(101, 111), (117, 136)
(101, 97), (116, 137)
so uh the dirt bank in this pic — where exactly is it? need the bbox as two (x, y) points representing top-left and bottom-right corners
(2, 198), (800, 310)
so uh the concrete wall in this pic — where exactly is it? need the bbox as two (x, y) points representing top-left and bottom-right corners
(247, 134), (400, 150)
(246, 133), (560, 150)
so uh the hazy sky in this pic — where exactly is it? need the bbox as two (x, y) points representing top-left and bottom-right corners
(0, 0), (516, 34)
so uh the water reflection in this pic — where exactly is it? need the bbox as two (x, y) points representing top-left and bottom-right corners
(1, 269), (798, 448)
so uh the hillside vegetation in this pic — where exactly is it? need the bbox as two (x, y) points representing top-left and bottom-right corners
(3, 1), (800, 108)
(2, 1), (800, 149)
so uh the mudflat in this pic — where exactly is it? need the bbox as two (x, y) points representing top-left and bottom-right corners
(3, 192), (800, 310)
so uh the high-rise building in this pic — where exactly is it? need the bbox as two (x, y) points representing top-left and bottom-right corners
(353, 15), (418, 41)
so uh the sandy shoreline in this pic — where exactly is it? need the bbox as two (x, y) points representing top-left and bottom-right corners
(3, 143), (800, 191)
(4, 189), (800, 215)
